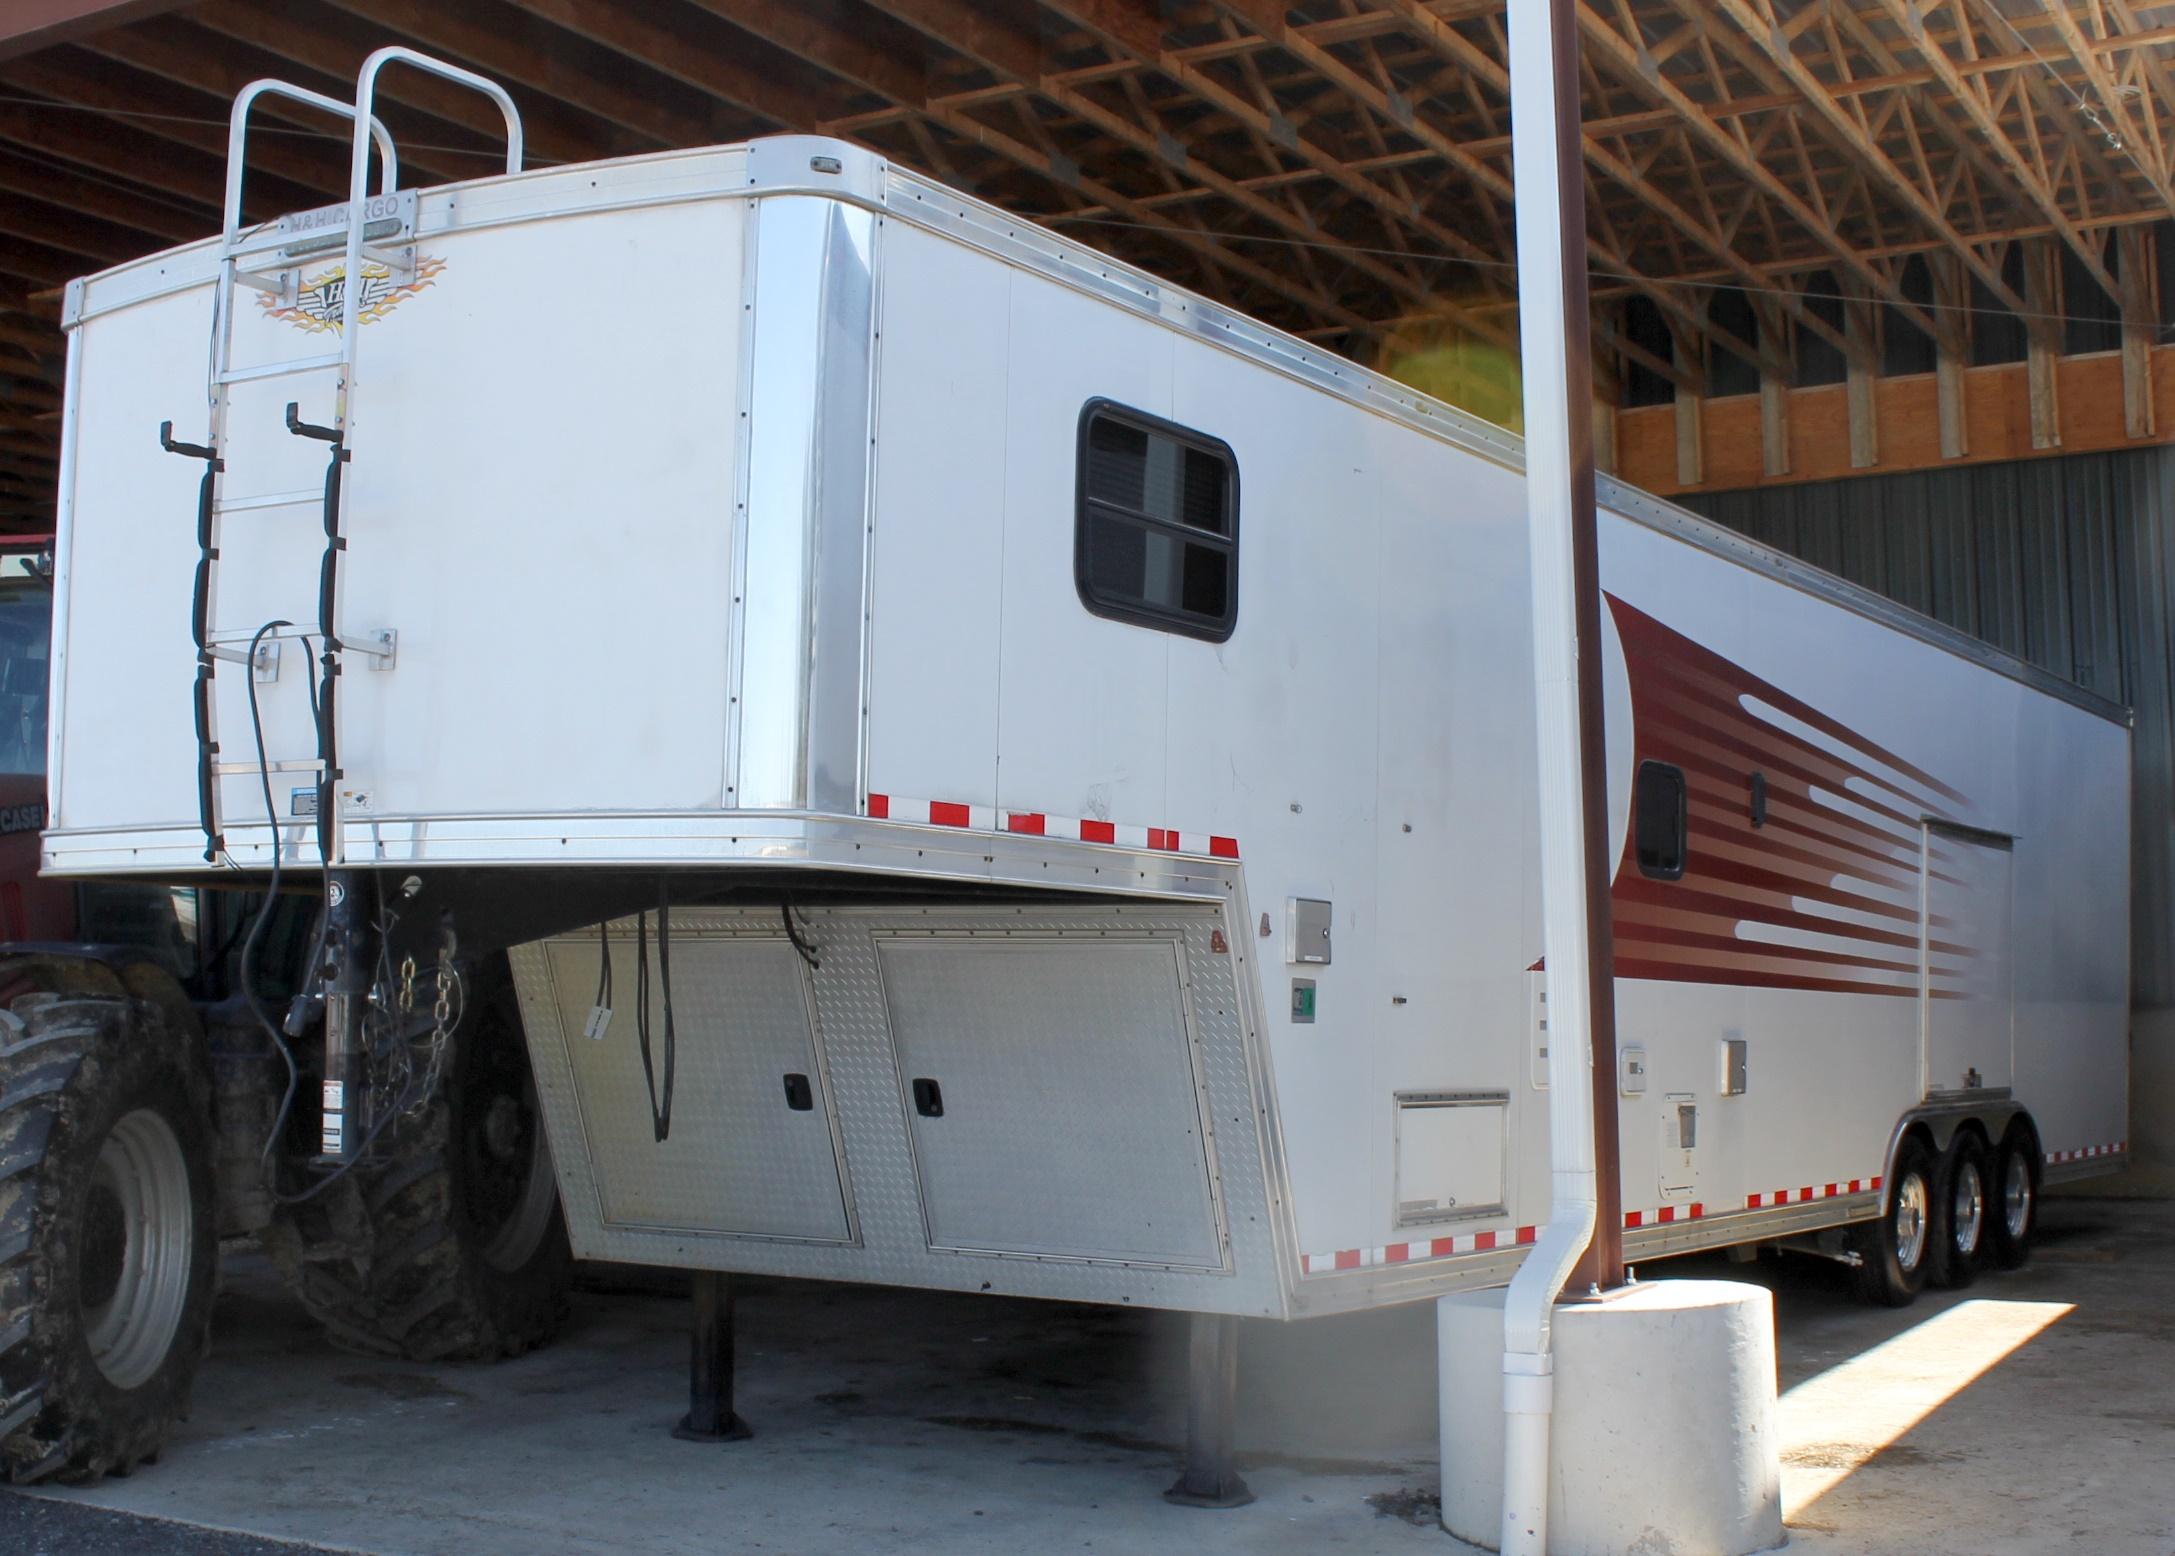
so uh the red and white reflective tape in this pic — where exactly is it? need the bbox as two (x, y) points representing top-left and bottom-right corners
(1745, 1177), (1880, 1209)
(866, 792), (1239, 860)
(1300, 1225), (1542, 1275)
(2046, 1140), (2127, 1165)
(1300, 1200), (1732, 1275)
(1622, 1202), (1705, 1229)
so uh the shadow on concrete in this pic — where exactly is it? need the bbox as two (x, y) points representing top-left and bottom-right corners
(8, 1200), (2168, 1556)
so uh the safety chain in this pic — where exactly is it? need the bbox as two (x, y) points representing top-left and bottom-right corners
(432, 932), (454, 1049)
(407, 921), (458, 1114)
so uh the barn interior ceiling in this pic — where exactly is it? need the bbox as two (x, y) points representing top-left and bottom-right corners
(3, 0), (2174, 527)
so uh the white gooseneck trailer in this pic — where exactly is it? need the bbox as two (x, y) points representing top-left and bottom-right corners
(47, 77), (2128, 1336)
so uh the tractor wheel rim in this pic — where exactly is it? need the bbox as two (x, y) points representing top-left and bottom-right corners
(81, 1108), (193, 1391)
(1952, 1159), (1985, 1255)
(2004, 1156), (2033, 1241)
(1895, 1171), (1929, 1271)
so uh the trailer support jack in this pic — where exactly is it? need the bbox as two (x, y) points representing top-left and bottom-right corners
(672, 1271), (752, 1443)
(1163, 1313), (1252, 1509)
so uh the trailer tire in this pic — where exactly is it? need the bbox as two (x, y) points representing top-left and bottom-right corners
(1927, 1131), (1989, 1290)
(1987, 1125), (2038, 1271)
(0, 991), (217, 1484)
(261, 957), (570, 1362)
(1853, 1135), (1934, 1308)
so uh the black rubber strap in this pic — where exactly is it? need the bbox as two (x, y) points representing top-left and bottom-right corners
(162, 421), (224, 861)
(292, 406), (350, 865)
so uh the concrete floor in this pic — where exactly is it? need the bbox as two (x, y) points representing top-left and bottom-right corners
(7, 1197), (2171, 1556)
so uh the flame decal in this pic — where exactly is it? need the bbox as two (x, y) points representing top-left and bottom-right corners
(1607, 596), (1974, 998)
(259, 253), (445, 334)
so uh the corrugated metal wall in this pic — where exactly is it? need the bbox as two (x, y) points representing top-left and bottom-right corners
(1679, 447), (2175, 1009)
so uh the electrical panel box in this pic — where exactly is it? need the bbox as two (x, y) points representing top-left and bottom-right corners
(1287, 897), (1332, 965)
(1720, 1035), (1748, 1096)
(1660, 1093), (1697, 1196)
(1620, 1044), (1648, 1096)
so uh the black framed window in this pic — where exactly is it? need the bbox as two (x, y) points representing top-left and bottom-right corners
(1075, 400), (1238, 642)
(1634, 760), (1688, 880)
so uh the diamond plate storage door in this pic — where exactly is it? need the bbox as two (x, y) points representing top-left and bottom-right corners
(876, 934), (1225, 1268)
(539, 935), (851, 1242)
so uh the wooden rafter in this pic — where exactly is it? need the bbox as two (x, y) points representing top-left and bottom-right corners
(2024, 0), (2175, 220)
(1865, 0), (2118, 301)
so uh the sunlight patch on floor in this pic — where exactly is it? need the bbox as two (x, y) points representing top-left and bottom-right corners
(1779, 1298), (2072, 1513)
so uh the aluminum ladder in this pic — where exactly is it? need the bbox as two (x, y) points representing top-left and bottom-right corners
(160, 49), (522, 867)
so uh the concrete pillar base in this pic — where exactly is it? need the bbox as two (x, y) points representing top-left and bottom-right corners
(1437, 1280), (1783, 1556)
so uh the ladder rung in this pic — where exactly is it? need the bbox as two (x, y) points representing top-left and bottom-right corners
(216, 353), (344, 386)
(212, 759), (325, 775)
(205, 625), (324, 645)
(216, 488), (324, 514)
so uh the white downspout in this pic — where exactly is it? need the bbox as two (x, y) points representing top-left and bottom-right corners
(1502, 2), (1603, 1553)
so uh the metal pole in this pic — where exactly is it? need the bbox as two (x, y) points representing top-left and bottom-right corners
(1162, 1312), (1253, 1509)
(672, 1270), (753, 1442)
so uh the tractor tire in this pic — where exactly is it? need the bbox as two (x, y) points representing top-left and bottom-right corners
(0, 991), (218, 1483)
(261, 956), (570, 1361)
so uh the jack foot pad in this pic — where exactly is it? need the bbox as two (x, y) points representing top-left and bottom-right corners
(672, 1413), (754, 1443)
(1162, 1474), (1254, 1509)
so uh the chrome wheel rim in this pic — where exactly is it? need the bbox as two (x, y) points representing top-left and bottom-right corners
(2004, 1153), (2033, 1241)
(80, 1109), (194, 1391)
(1951, 1158), (1985, 1256)
(1895, 1171), (1930, 1271)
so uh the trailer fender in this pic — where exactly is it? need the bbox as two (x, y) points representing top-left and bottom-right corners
(1879, 1101), (2030, 1215)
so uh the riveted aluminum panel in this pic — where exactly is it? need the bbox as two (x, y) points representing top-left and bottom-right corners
(534, 933), (851, 1243)
(511, 902), (1290, 1317)
(878, 934), (1224, 1267)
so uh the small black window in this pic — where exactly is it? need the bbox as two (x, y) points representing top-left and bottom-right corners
(1075, 400), (1238, 642)
(1634, 761), (1688, 880)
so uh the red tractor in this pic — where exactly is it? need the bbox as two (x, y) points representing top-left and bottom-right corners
(0, 536), (570, 1482)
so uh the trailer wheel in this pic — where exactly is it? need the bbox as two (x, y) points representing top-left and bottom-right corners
(0, 992), (217, 1483)
(1927, 1132), (1990, 1290)
(1853, 1135), (1934, 1308)
(1987, 1126), (2038, 1271)
(262, 957), (570, 1361)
